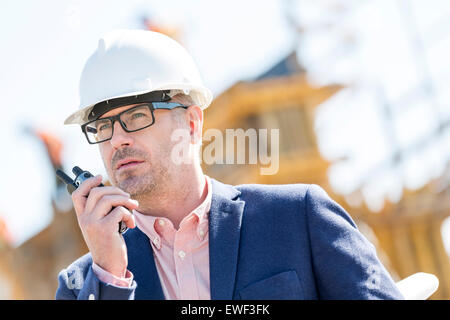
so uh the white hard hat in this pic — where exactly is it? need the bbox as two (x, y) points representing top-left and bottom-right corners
(64, 29), (213, 125)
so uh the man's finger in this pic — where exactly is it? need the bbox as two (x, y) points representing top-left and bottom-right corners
(90, 195), (139, 219)
(84, 185), (130, 215)
(71, 175), (103, 215)
(102, 206), (136, 230)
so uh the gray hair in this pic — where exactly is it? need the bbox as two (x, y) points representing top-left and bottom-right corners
(169, 93), (194, 127)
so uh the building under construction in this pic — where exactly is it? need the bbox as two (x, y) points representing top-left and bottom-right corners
(0, 0), (449, 300)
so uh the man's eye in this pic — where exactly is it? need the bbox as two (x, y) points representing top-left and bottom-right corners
(98, 123), (111, 131)
(131, 112), (146, 119)
(86, 126), (97, 134)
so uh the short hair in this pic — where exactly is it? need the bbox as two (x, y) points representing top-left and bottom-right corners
(169, 92), (194, 127)
(169, 92), (195, 106)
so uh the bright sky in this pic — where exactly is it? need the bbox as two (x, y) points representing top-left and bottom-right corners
(0, 0), (292, 245)
(1, 0), (449, 254)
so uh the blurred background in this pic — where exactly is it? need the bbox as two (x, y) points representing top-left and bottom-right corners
(0, 0), (449, 299)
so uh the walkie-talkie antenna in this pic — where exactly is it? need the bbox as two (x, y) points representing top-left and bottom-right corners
(72, 166), (84, 176)
(56, 169), (76, 186)
(56, 169), (77, 194)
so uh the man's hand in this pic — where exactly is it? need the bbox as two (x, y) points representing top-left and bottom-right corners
(71, 175), (138, 278)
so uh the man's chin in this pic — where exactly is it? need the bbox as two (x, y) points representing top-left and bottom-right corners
(116, 174), (155, 197)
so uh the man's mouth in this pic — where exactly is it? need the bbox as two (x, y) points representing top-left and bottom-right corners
(116, 159), (145, 170)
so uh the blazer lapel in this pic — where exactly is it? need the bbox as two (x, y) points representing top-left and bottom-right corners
(209, 178), (245, 300)
(124, 227), (165, 300)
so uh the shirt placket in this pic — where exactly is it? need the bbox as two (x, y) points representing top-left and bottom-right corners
(173, 220), (199, 300)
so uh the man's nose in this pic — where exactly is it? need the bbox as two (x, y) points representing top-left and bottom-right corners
(109, 120), (133, 149)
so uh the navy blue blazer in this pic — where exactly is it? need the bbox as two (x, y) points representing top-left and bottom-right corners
(55, 178), (404, 300)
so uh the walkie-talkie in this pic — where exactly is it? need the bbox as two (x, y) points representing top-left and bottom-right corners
(56, 166), (128, 234)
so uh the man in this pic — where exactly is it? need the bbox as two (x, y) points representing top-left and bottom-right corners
(55, 29), (404, 300)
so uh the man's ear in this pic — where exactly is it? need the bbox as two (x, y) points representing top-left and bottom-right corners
(186, 105), (203, 143)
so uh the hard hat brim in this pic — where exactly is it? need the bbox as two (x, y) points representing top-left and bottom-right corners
(64, 84), (213, 125)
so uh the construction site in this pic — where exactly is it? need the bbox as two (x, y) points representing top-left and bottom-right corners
(0, 0), (449, 299)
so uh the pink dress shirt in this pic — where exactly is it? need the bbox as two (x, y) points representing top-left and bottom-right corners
(92, 175), (212, 300)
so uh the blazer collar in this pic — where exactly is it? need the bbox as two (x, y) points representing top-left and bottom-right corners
(124, 227), (165, 300)
(124, 177), (245, 300)
(209, 178), (245, 300)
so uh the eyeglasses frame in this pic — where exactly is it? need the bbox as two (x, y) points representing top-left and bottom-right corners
(81, 102), (188, 144)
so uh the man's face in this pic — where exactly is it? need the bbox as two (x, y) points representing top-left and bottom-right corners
(97, 104), (182, 198)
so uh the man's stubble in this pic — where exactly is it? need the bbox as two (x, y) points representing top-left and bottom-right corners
(108, 144), (175, 205)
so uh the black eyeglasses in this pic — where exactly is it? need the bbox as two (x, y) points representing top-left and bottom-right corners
(81, 102), (188, 144)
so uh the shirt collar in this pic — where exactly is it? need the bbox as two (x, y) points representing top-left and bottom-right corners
(133, 175), (212, 249)
(192, 175), (212, 225)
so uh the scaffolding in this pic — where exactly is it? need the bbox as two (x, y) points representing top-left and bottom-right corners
(282, 0), (450, 299)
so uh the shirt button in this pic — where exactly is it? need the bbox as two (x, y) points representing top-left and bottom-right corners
(88, 294), (95, 300)
(199, 229), (205, 237)
(178, 250), (186, 259)
(152, 237), (161, 248)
